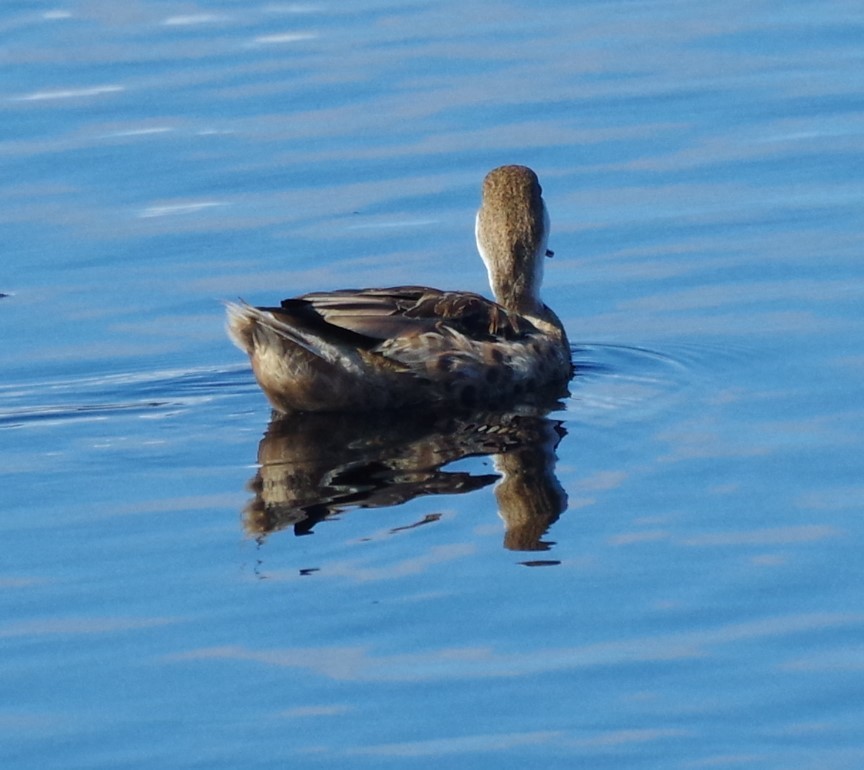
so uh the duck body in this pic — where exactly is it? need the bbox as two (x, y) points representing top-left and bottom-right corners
(226, 285), (570, 413)
(227, 165), (572, 413)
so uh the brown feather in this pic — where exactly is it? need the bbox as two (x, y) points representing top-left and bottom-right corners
(277, 286), (530, 343)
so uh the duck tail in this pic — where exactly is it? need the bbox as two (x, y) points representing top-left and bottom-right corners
(225, 300), (351, 367)
(224, 300), (261, 354)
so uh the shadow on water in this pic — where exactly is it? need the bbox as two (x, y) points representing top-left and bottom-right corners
(243, 404), (568, 555)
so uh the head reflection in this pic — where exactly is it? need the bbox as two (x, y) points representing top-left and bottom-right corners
(243, 406), (567, 553)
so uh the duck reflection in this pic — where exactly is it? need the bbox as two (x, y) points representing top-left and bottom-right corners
(243, 406), (568, 552)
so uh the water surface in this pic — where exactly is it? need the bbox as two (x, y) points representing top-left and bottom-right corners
(2, 2), (864, 768)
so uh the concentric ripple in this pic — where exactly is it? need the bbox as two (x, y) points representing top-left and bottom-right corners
(567, 341), (743, 424)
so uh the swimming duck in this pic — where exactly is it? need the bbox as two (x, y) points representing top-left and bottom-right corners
(226, 164), (571, 413)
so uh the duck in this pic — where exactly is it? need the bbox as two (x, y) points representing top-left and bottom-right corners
(226, 164), (572, 413)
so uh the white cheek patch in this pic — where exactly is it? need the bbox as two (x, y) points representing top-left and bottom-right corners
(528, 203), (550, 304)
(542, 204), (550, 256)
(475, 211), (495, 294)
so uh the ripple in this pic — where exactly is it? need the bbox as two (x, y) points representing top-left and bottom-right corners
(162, 14), (229, 26)
(103, 127), (174, 139)
(11, 85), (125, 102)
(251, 32), (318, 45)
(0, 365), (255, 429)
(567, 341), (738, 423)
(0, 343), (739, 430)
(138, 201), (229, 218)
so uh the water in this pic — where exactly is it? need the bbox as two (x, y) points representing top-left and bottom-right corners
(3, 1), (864, 768)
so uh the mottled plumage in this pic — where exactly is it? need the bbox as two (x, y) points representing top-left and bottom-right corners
(226, 165), (572, 413)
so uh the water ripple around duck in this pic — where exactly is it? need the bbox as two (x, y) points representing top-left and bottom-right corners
(568, 341), (747, 423)
(0, 365), (256, 429)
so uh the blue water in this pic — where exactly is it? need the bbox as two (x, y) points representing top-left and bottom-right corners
(3, 2), (864, 768)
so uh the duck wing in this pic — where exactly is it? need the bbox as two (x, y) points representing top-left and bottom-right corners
(279, 286), (529, 344)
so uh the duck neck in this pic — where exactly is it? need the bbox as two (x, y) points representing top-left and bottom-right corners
(493, 279), (543, 318)
(489, 270), (567, 344)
